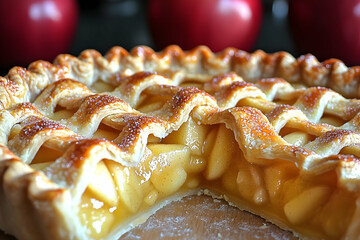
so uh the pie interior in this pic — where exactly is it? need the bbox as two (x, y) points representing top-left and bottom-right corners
(1, 45), (360, 240)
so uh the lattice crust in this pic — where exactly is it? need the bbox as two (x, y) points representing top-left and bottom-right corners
(1, 45), (360, 240)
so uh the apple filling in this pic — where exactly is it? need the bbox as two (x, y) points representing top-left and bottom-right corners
(73, 116), (356, 239)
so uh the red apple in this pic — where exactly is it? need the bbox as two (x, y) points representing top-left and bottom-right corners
(0, 0), (78, 68)
(288, 0), (360, 66)
(147, 0), (263, 52)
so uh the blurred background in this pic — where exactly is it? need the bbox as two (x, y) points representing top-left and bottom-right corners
(1, 0), (360, 75)
(70, 0), (295, 55)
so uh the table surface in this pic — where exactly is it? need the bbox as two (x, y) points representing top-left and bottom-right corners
(120, 194), (298, 240)
(0, 194), (298, 240)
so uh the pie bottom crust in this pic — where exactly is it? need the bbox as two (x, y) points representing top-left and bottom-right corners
(109, 189), (296, 240)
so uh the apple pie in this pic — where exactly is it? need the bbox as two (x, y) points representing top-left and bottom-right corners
(1, 45), (360, 240)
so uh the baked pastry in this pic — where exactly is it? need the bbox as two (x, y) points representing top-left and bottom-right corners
(1, 45), (360, 240)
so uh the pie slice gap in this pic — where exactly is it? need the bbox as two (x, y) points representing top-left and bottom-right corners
(1, 45), (360, 240)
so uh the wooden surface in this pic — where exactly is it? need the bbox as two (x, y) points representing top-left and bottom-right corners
(0, 195), (298, 240)
(120, 194), (298, 240)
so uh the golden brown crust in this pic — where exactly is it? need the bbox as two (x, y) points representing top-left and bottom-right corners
(2, 45), (360, 110)
(1, 45), (360, 239)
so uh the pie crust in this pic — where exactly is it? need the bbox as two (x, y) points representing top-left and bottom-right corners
(1, 45), (360, 239)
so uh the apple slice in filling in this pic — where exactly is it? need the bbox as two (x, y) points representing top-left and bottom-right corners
(77, 118), (357, 239)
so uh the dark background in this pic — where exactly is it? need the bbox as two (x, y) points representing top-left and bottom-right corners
(1, 0), (297, 76)
(71, 0), (296, 55)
